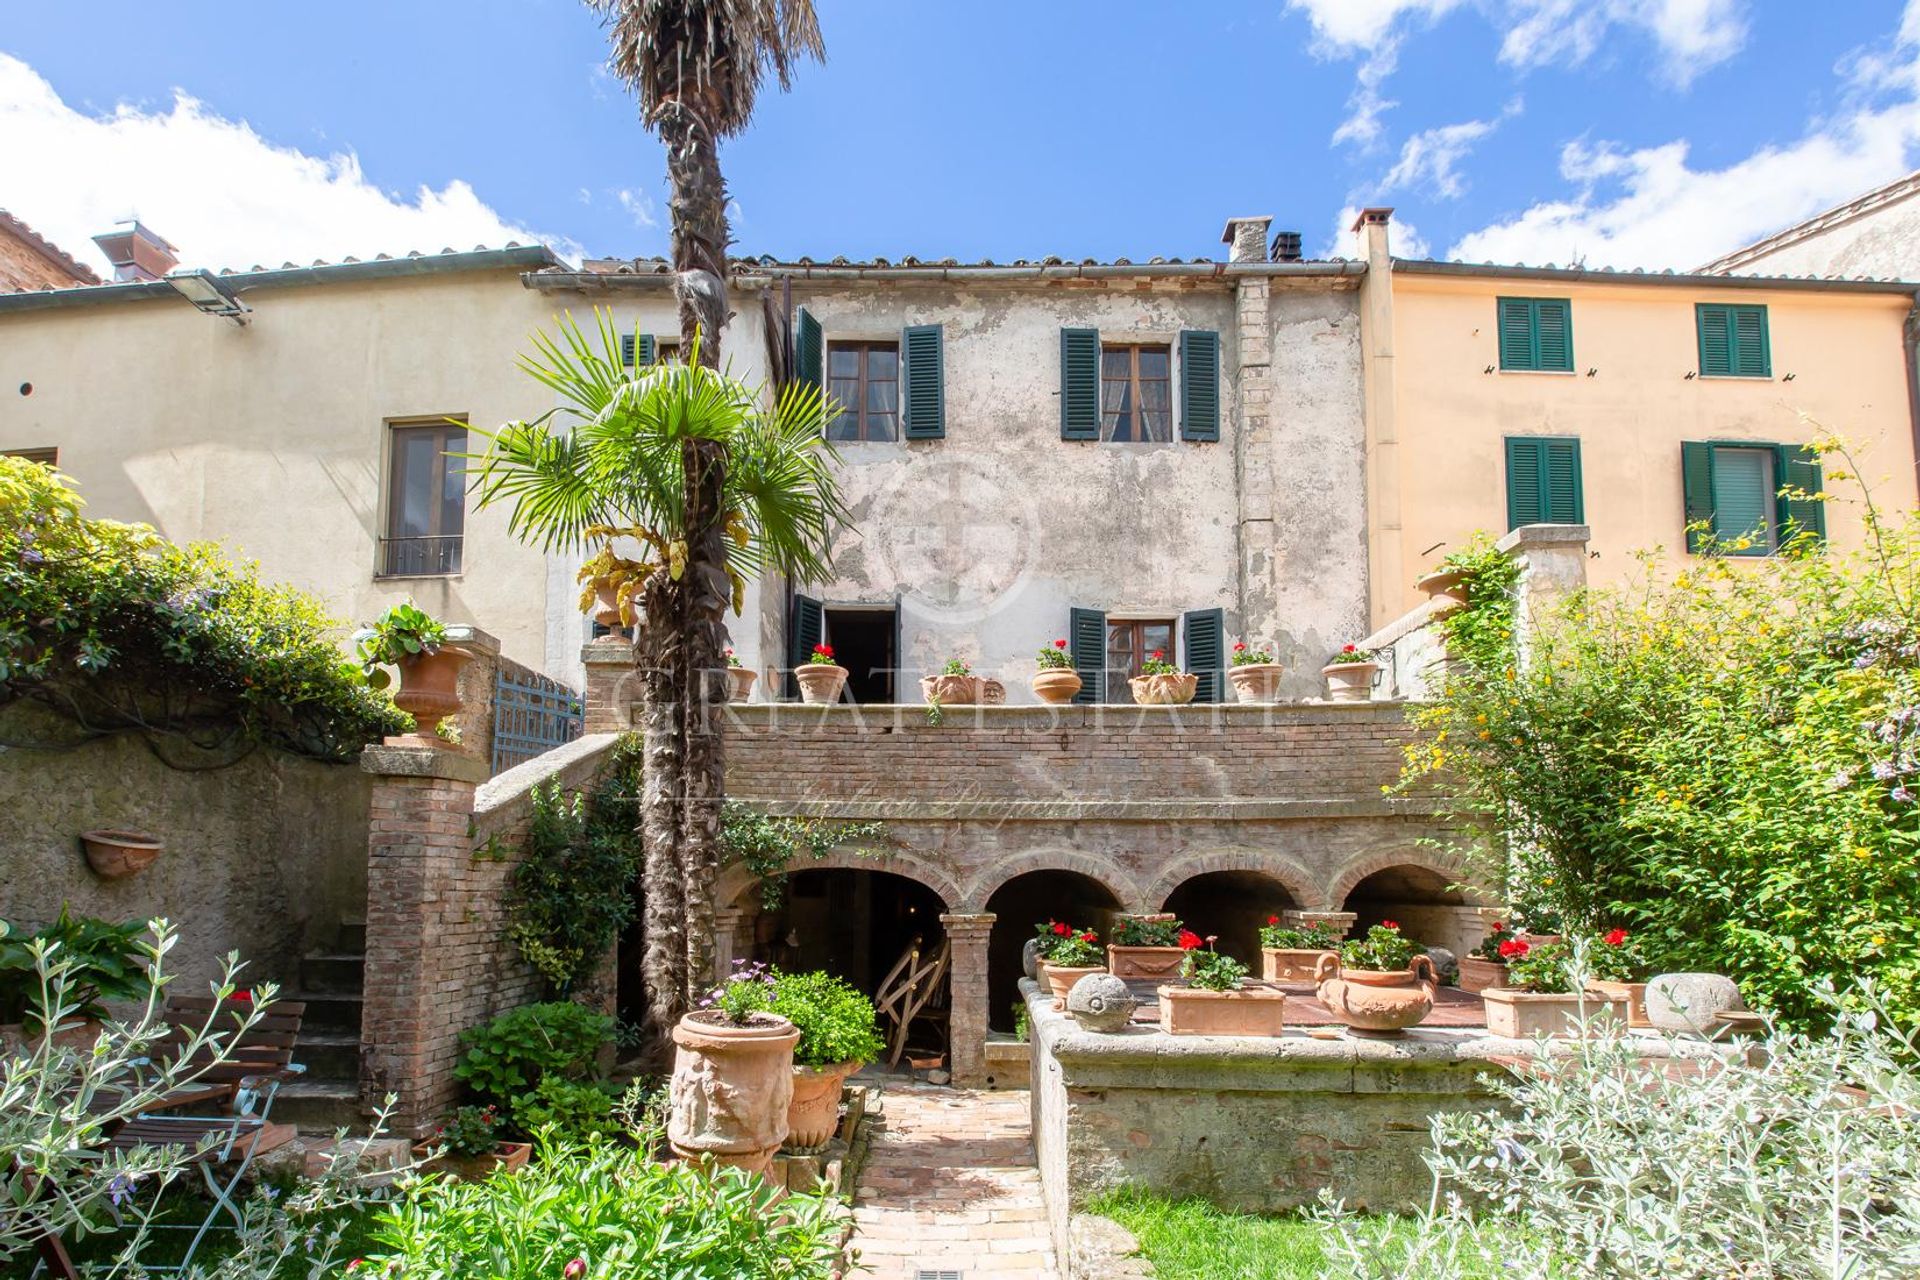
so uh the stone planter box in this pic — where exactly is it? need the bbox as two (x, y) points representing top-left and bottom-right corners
(1106, 945), (1185, 982)
(1261, 948), (1335, 983)
(1587, 979), (1650, 1028)
(1157, 985), (1287, 1037)
(1457, 956), (1509, 994)
(1482, 987), (1627, 1039)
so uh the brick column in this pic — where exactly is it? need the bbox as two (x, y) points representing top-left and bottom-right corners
(580, 638), (638, 734)
(358, 743), (490, 1134)
(713, 908), (748, 983)
(1497, 523), (1590, 671)
(939, 913), (995, 1088)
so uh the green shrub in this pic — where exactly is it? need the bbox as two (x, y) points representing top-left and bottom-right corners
(0, 910), (148, 1026)
(366, 1135), (845, 1279)
(453, 1002), (611, 1107)
(1340, 923), (1421, 972)
(767, 970), (884, 1068)
(1181, 949), (1249, 992)
(511, 1078), (618, 1140)
(0, 456), (404, 760)
(719, 801), (884, 909)
(1111, 916), (1184, 947)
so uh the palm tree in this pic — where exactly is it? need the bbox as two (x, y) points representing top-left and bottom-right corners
(586, 0), (825, 1038)
(468, 311), (845, 1039)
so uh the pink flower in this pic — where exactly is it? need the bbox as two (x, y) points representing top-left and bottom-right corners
(564, 1260), (587, 1280)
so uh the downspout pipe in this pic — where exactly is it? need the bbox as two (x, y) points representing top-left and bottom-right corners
(1905, 292), (1920, 494)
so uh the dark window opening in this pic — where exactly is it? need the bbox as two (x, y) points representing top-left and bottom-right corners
(1105, 617), (1174, 703)
(5, 446), (57, 465)
(1100, 344), (1172, 442)
(382, 419), (466, 576)
(824, 607), (896, 704)
(826, 342), (899, 442)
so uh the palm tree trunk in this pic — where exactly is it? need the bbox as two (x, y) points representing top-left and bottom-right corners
(636, 580), (687, 1047)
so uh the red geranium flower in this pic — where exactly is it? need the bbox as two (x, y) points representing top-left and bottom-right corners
(1234, 642), (1247, 652)
(1604, 928), (1629, 947)
(1498, 938), (1530, 959)
(1490, 920), (1506, 933)
(231, 991), (252, 1003)
(1177, 929), (1204, 950)
(1380, 920), (1399, 931)
(1054, 638), (1067, 648)
(1151, 650), (1165, 660)
(1266, 915), (1279, 926)
(1052, 921), (1070, 936)
(1080, 931), (1097, 943)
(1343, 644), (1358, 653)
(813, 643), (833, 657)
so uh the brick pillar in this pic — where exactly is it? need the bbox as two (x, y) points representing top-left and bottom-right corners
(358, 743), (490, 1134)
(1496, 523), (1591, 671)
(580, 638), (638, 734)
(714, 908), (748, 983)
(939, 913), (995, 1088)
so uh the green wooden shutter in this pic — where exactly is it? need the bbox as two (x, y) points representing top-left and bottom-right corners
(794, 307), (823, 393)
(1183, 608), (1225, 704)
(1733, 306), (1771, 377)
(1060, 328), (1100, 440)
(1070, 606), (1105, 704)
(1681, 441), (1715, 553)
(1179, 330), (1220, 441)
(1776, 444), (1826, 545)
(1498, 298), (1537, 370)
(785, 592), (824, 700)
(1534, 299), (1573, 371)
(637, 333), (657, 367)
(1542, 437), (1583, 523)
(901, 324), (945, 439)
(1697, 305), (1734, 376)
(1506, 438), (1546, 528)
(619, 333), (635, 367)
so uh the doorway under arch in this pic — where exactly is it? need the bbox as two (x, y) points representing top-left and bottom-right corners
(982, 869), (1124, 1033)
(1162, 869), (1300, 970)
(1341, 863), (1475, 955)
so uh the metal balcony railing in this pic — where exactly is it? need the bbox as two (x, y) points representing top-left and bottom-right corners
(378, 535), (462, 577)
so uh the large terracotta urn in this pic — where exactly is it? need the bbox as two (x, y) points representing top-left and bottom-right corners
(1129, 673), (1198, 705)
(668, 1011), (800, 1175)
(920, 674), (980, 705)
(1226, 663), (1284, 704)
(590, 579), (629, 632)
(784, 1060), (858, 1153)
(392, 647), (471, 735)
(1314, 953), (1437, 1038)
(727, 666), (757, 703)
(1031, 669), (1082, 705)
(793, 663), (848, 705)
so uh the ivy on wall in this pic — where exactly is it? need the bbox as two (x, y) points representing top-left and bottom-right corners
(719, 800), (886, 909)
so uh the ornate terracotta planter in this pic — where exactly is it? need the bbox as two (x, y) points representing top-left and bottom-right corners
(920, 674), (980, 705)
(1226, 663), (1284, 704)
(412, 1140), (532, 1181)
(1314, 954), (1437, 1038)
(1261, 948), (1336, 983)
(1158, 985), (1287, 1037)
(80, 829), (163, 879)
(1042, 963), (1104, 1004)
(590, 579), (628, 631)
(393, 646), (471, 733)
(668, 1011), (800, 1175)
(1031, 669), (1082, 705)
(1482, 988), (1627, 1039)
(1415, 568), (1470, 606)
(784, 1060), (858, 1153)
(1587, 979), (1651, 1028)
(1457, 956), (1510, 994)
(1321, 661), (1379, 703)
(793, 663), (848, 705)
(1129, 673), (1198, 705)
(1106, 945), (1186, 982)
(727, 667), (757, 703)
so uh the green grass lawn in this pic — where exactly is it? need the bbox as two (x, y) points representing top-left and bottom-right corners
(56, 1193), (379, 1278)
(1090, 1189), (1406, 1280)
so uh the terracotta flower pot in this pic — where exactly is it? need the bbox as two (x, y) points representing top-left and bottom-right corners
(1457, 956), (1510, 994)
(1415, 568), (1470, 605)
(1482, 988), (1627, 1039)
(590, 580), (628, 631)
(668, 1011), (800, 1176)
(1129, 673), (1198, 705)
(920, 674), (980, 705)
(1042, 963), (1104, 1004)
(979, 678), (1007, 705)
(1158, 985), (1287, 1037)
(411, 1140), (533, 1181)
(1587, 979), (1651, 1028)
(1031, 669), (1082, 705)
(1321, 660), (1379, 703)
(1227, 663), (1285, 704)
(1106, 945), (1187, 982)
(793, 663), (848, 705)
(1261, 948), (1336, 983)
(80, 829), (163, 879)
(392, 646), (471, 732)
(1314, 953), (1437, 1037)
(784, 1060), (859, 1152)
(727, 666), (757, 703)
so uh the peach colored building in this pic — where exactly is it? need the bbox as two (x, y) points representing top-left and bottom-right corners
(1351, 209), (1920, 624)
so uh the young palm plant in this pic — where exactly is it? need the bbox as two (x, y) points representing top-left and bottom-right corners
(467, 310), (845, 1042)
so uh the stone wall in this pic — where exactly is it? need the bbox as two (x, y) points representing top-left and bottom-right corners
(0, 702), (370, 990)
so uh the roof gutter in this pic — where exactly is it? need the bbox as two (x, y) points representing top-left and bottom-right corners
(522, 260), (1367, 291)
(0, 245), (563, 315)
(1392, 257), (1919, 296)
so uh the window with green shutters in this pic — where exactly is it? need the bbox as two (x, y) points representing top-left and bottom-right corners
(1695, 304), (1770, 378)
(901, 324), (945, 439)
(619, 333), (657, 368)
(1680, 440), (1824, 556)
(1178, 330), (1220, 441)
(793, 307), (823, 394)
(1182, 607), (1225, 703)
(1069, 606), (1105, 704)
(1060, 329), (1101, 440)
(1504, 436), (1584, 529)
(1496, 297), (1574, 372)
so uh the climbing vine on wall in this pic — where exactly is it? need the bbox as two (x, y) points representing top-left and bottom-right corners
(719, 800), (887, 909)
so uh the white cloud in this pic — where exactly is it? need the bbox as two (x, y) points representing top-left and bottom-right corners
(0, 53), (571, 275)
(614, 188), (658, 228)
(1381, 100), (1523, 198)
(1288, 0), (1460, 53)
(1330, 204), (1432, 260)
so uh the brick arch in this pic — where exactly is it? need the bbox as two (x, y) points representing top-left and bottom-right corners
(1325, 848), (1485, 911)
(1141, 850), (1324, 914)
(964, 851), (1139, 914)
(716, 847), (963, 913)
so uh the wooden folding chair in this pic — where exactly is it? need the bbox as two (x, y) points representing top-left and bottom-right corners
(873, 937), (949, 1068)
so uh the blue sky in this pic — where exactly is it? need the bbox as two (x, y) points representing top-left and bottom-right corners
(4, 1), (1919, 274)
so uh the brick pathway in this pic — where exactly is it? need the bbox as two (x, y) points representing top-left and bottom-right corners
(847, 1085), (1057, 1280)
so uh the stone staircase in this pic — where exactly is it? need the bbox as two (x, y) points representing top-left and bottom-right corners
(273, 920), (367, 1133)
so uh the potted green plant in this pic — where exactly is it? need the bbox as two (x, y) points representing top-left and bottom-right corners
(576, 543), (646, 639)
(921, 657), (980, 706)
(1321, 644), (1379, 702)
(1481, 938), (1628, 1038)
(669, 963), (800, 1175)
(767, 968), (884, 1153)
(1039, 922), (1105, 1003)
(1226, 640), (1284, 703)
(414, 1104), (532, 1180)
(724, 647), (755, 703)
(356, 601), (467, 737)
(0, 911), (148, 1049)
(1582, 928), (1652, 1028)
(1032, 638), (1082, 705)
(1159, 941), (1286, 1036)
(1459, 919), (1521, 993)
(1106, 916), (1193, 981)
(793, 642), (847, 705)
(1314, 921), (1437, 1037)
(1258, 916), (1343, 982)
(1130, 650), (1197, 705)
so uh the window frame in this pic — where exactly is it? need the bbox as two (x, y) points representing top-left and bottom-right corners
(1104, 616), (1176, 702)
(1098, 343), (1175, 443)
(379, 416), (468, 579)
(1704, 442), (1779, 557)
(825, 339), (901, 443)
(3, 447), (58, 466)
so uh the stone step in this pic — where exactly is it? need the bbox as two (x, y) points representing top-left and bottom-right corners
(299, 952), (365, 995)
(336, 920), (367, 952)
(271, 1079), (366, 1134)
(291, 1031), (359, 1080)
(287, 991), (362, 1034)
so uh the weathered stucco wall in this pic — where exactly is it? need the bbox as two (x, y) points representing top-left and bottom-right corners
(0, 704), (370, 990)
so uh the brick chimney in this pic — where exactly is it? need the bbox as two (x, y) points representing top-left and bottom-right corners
(91, 221), (178, 282)
(1350, 206), (1393, 263)
(1221, 215), (1274, 264)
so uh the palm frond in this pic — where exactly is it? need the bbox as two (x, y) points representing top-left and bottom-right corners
(585, 0), (824, 137)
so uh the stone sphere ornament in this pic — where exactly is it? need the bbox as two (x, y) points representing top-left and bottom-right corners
(1645, 973), (1745, 1035)
(1066, 972), (1139, 1033)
